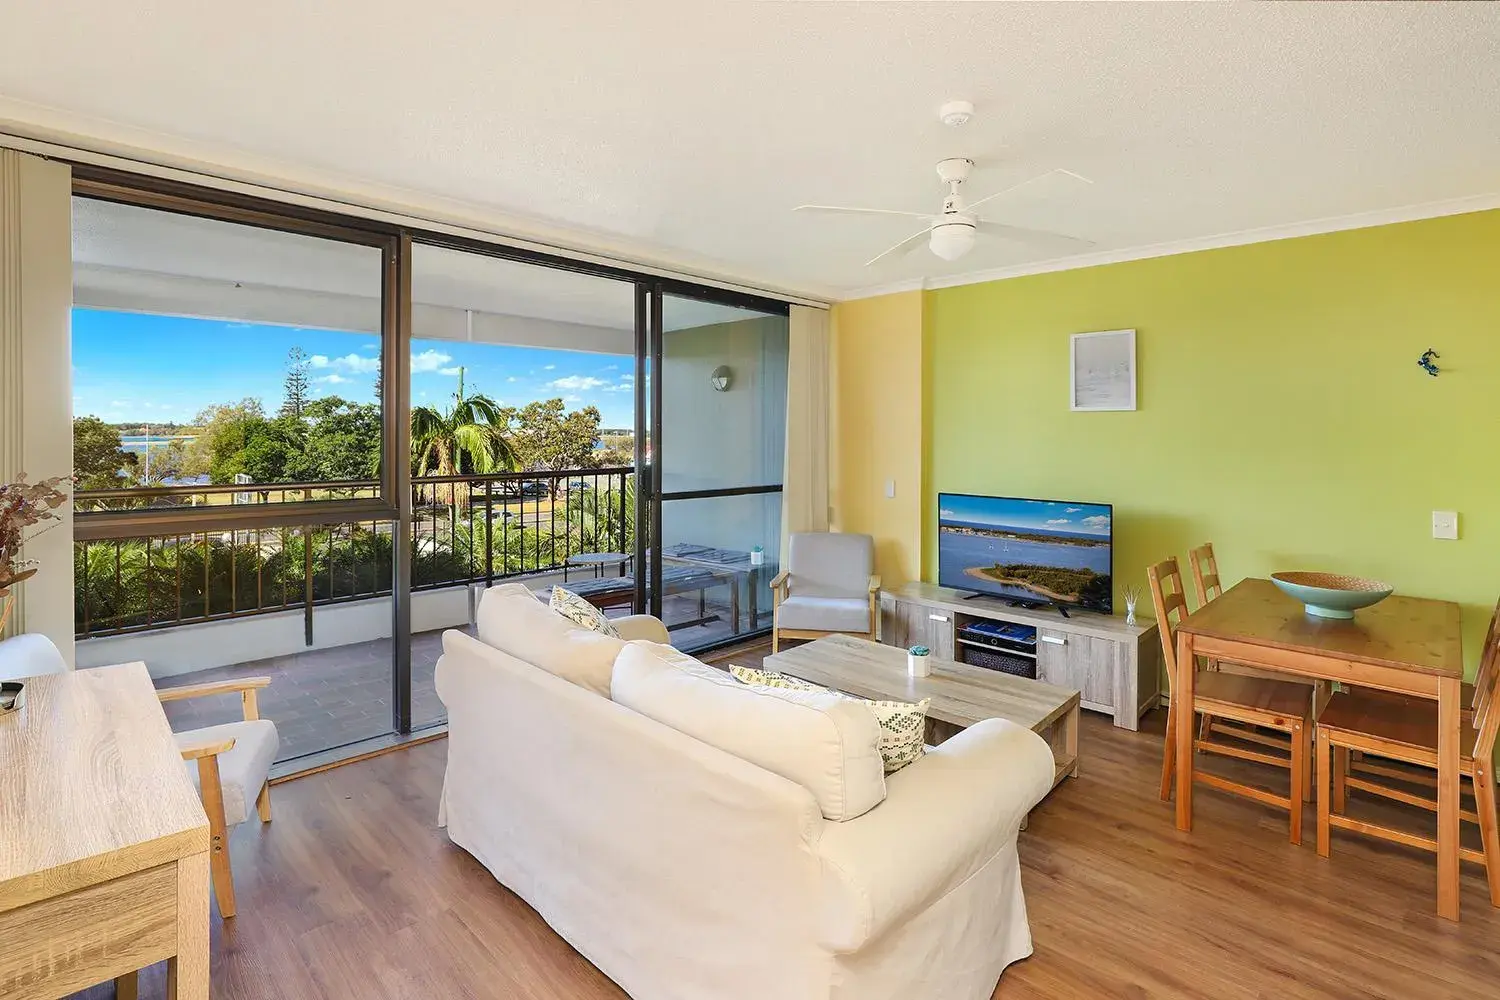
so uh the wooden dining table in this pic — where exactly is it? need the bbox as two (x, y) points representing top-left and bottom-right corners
(1174, 578), (1465, 919)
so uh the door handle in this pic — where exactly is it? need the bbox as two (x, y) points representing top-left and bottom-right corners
(1041, 635), (1067, 646)
(929, 614), (949, 622)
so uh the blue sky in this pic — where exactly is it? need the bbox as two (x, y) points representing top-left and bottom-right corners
(938, 494), (1112, 536)
(71, 308), (636, 427)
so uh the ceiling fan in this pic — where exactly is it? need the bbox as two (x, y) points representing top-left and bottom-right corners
(795, 157), (1095, 267)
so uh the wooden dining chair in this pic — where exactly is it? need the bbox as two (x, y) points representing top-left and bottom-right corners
(1149, 556), (1316, 843)
(1316, 600), (1500, 907)
(1184, 543), (1313, 769)
(1187, 542), (1222, 607)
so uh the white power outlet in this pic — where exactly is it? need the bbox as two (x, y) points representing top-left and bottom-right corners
(1432, 510), (1459, 540)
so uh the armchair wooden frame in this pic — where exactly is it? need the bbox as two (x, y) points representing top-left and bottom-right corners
(157, 676), (274, 919)
(1150, 556), (1315, 843)
(770, 572), (880, 653)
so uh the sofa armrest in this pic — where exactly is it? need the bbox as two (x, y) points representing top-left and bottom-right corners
(813, 718), (1055, 952)
(612, 614), (670, 644)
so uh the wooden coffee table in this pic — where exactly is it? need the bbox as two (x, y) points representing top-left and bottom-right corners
(765, 633), (1080, 793)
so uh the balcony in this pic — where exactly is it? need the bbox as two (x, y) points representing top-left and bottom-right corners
(74, 467), (772, 764)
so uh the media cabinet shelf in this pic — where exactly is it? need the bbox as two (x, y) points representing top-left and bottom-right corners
(879, 581), (1162, 731)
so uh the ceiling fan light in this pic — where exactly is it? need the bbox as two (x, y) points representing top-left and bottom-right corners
(929, 222), (976, 261)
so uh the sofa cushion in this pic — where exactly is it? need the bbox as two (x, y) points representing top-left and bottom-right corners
(612, 641), (886, 821)
(476, 583), (624, 697)
(549, 585), (621, 637)
(177, 719), (279, 826)
(729, 666), (928, 774)
(776, 594), (871, 633)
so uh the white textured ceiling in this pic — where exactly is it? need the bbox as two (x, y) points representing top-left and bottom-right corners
(7, 2), (1500, 297)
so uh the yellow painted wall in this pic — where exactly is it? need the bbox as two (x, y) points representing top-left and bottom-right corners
(924, 209), (1500, 674)
(830, 290), (925, 584)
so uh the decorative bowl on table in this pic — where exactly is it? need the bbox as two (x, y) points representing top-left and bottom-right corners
(1270, 572), (1394, 620)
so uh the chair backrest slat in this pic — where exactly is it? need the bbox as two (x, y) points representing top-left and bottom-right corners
(1188, 542), (1222, 609)
(1147, 557), (1191, 696)
(1472, 599), (1500, 761)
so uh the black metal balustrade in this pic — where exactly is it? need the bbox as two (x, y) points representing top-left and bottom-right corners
(74, 467), (634, 640)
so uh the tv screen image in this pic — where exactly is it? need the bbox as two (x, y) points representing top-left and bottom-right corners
(937, 494), (1113, 614)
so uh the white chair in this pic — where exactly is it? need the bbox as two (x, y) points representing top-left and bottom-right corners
(0, 632), (276, 919)
(770, 532), (879, 652)
(158, 676), (278, 918)
(0, 632), (68, 679)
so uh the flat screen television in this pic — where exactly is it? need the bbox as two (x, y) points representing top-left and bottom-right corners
(937, 493), (1113, 615)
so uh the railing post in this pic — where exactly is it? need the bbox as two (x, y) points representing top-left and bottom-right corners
(485, 480), (494, 586)
(304, 527), (314, 647)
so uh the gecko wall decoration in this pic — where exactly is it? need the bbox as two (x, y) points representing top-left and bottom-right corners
(1418, 348), (1441, 377)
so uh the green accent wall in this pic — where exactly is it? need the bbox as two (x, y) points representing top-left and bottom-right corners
(925, 209), (1499, 675)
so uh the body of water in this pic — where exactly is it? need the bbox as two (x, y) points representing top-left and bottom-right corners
(120, 433), (196, 455)
(937, 528), (1111, 600)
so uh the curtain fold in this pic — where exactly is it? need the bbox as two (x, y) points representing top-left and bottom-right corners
(0, 148), (74, 656)
(780, 305), (831, 566)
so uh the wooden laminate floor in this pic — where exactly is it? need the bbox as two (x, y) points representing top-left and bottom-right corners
(79, 641), (1500, 1000)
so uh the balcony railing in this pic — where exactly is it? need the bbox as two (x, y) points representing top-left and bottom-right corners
(74, 467), (634, 640)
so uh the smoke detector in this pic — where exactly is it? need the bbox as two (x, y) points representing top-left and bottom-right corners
(938, 100), (974, 127)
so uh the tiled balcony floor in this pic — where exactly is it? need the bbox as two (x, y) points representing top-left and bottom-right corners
(157, 593), (757, 763)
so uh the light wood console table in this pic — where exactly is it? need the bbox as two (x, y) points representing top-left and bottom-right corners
(880, 581), (1162, 731)
(0, 662), (210, 999)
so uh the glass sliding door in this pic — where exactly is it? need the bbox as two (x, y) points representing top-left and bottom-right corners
(69, 183), (405, 768)
(650, 289), (789, 652)
(406, 243), (640, 727)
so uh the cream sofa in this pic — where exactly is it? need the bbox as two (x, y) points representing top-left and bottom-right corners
(436, 584), (1055, 1000)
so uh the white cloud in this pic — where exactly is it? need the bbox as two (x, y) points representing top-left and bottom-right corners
(547, 375), (609, 391)
(1045, 518), (1071, 525)
(1081, 515), (1111, 529)
(311, 352), (380, 374)
(317, 373), (350, 385)
(506, 376), (518, 383)
(411, 349), (453, 373)
(438, 366), (464, 376)
(601, 380), (634, 392)
(543, 364), (556, 370)
(621, 372), (635, 381)
(1064, 507), (1082, 513)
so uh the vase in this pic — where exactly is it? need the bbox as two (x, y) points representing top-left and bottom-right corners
(907, 652), (931, 678)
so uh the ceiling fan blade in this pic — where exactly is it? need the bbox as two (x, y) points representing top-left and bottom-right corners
(964, 168), (1093, 215)
(864, 227), (931, 267)
(975, 220), (1096, 248)
(795, 204), (933, 221)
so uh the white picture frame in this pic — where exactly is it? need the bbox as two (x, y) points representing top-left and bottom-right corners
(1070, 329), (1137, 411)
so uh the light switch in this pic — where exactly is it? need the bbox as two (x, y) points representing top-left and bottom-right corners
(885, 479), (896, 499)
(1432, 510), (1459, 540)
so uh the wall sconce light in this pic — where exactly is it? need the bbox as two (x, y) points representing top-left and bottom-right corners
(710, 365), (733, 392)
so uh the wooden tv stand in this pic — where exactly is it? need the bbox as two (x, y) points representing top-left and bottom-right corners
(878, 581), (1162, 731)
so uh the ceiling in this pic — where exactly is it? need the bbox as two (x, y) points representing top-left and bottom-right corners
(73, 197), (761, 332)
(7, 2), (1500, 298)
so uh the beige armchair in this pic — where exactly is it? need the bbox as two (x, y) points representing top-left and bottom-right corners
(157, 676), (279, 919)
(770, 532), (880, 652)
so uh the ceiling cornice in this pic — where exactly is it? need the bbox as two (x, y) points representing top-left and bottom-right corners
(839, 190), (1500, 302)
(0, 97), (838, 308)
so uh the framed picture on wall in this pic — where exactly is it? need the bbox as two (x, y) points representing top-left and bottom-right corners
(1070, 329), (1137, 411)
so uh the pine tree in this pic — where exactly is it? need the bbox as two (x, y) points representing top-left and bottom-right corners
(280, 347), (311, 419)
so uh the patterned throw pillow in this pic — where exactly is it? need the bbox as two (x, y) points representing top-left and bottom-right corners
(729, 665), (928, 773)
(549, 586), (621, 638)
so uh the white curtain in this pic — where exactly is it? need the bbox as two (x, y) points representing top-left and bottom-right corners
(780, 305), (831, 565)
(0, 148), (74, 655)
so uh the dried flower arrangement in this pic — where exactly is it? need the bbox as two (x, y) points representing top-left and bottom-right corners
(0, 474), (70, 630)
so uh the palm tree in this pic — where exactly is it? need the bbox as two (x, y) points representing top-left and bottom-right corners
(411, 368), (518, 505)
